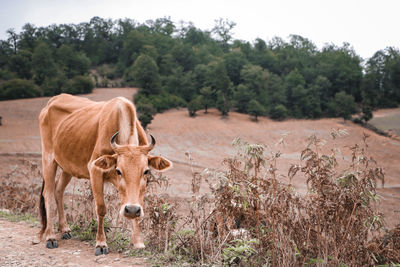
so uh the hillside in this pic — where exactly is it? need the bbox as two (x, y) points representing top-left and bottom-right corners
(0, 88), (399, 227)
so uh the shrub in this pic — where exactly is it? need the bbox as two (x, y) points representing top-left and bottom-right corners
(134, 92), (186, 113)
(41, 74), (66, 96)
(188, 95), (203, 117)
(63, 75), (94, 95)
(0, 79), (41, 100)
(269, 104), (288, 120)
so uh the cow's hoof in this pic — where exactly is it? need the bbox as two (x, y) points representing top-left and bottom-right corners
(134, 243), (145, 249)
(62, 232), (72, 240)
(95, 246), (109, 256)
(46, 239), (58, 249)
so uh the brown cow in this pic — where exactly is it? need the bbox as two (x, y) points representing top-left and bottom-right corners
(38, 93), (172, 255)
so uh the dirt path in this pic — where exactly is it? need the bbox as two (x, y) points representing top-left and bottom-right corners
(0, 218), (148, 267)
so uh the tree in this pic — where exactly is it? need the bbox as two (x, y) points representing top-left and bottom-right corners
(188, 95), (203, 117)
(240, 64), (268, 98)
(18, 23), (37, 51)
(284, 69), (306, 111)
(247, 99), (265, 121)
(269, 104), (288, 121)
(162, 68), (196, 102)
(32, 41), (57, 85)
(212, 18), (236, 51)
(206, 60), (232, 116)
(233, 84), (254, 113)
(216, 91), (230, 117)
(328, 91), (357, 120)
(316, 44), (362, 101)
(361, 105), (373, 123)
(262, 73), (286, 112)
(125, 54), (161, 95)
(136, 101), (156, 129)
(199, 86), (215, 113)
(223, 51), (248, 85)
(57, 45), (91, 78)
(120, 30), (148, 68)
(362, 47), (400, 108)
(8, 50), (32, 79)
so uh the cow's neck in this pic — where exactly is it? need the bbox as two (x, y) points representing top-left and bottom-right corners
(118, 103), (139, 146)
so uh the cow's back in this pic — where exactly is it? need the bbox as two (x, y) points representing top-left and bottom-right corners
(39, 94), (101, 145)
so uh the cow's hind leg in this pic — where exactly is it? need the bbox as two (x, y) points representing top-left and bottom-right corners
(55, 171), (72, 239)
(41, 159), (58, 249)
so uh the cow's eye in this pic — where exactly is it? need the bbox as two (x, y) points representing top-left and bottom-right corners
(144, 169), (150, 175)
(116, 168), (122, 175)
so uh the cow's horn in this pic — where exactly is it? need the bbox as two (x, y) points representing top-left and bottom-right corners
(110, 131), (120, 149)
(147, 134), (156, 151)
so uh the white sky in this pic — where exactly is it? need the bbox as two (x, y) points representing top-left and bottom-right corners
(0, 0), (399, 60)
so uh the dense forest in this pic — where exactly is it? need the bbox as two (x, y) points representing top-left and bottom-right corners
(1, 17), (400, 124)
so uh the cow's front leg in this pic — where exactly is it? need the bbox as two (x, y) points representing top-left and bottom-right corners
(90, 168), (109, 256)
(131, 218), (145, 248)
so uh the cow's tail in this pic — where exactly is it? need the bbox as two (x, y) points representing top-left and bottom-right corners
(39, 180), (47, 239)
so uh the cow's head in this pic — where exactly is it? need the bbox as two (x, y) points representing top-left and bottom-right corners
(92, 132), (172, 219)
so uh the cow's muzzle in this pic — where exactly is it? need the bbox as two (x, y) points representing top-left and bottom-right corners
(123, 204), (142, 218)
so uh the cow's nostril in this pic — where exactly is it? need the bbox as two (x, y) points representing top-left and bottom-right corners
(135, 207), (141, 216)
(124, 205), (141, 217)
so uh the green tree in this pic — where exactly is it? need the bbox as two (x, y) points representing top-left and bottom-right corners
(188, 95), (203, 117)
(32, 41), (57, 85)
(284, 69), (306, 113)
(328, 91), (357, 120)
(171, 43), (197, 72)
(233, 84), (254, 113)
(212, 18), (236, 52)
(136, 101), (156, 129)
(240, 64), (268, 98)
(199, 86), (215, 113)
(361, 105), (373, 123)
(216, 90), (231, 116)
(269, 104), (288, 121)
(223, 51), (248, 85)
(162, 68), (196, 102)
(362, 48), (400, 108)
(316, 44), (362, 101)
(206, 60), (232, 116)
(247, 99), (265, 121)
(57, 45), (91, 78)
(120, 29), (148, 68)
(125, 54), (161, 95)
(8, 50), (32, 79)
(262, 73), (286, 113)
(18, 23), (37, 51)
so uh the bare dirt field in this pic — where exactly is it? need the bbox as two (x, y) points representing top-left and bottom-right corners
(370, 107), (400, 136)
(1, 88), (400, 265)
(0, 217), (148, 266)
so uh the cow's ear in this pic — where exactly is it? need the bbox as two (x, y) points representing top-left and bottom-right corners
(148, 155), (173, 172)
(93, 154), (117, 171)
